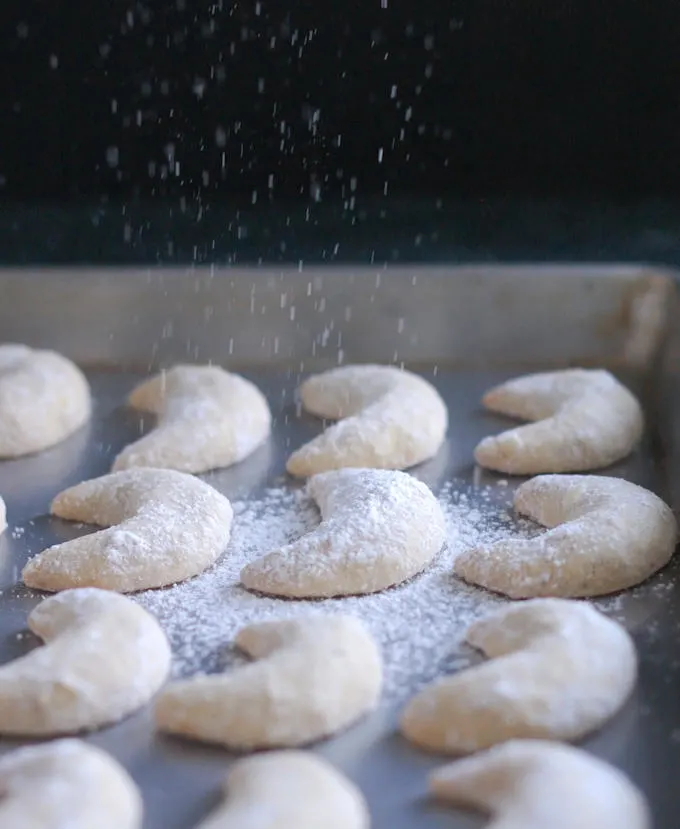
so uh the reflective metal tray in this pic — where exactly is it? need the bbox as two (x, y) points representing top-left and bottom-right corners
(0, 265), (678, 828)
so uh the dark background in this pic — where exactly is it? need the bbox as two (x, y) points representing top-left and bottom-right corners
(4, 0), (680, 201)
(2, 1), (680, 262)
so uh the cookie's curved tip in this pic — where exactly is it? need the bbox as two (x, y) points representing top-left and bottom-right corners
(22, 557), (92, 594)
(285, 445), (346, 477)
(472, 436), (493, 464)
(110, 453), (130, 472)
(480, 387), (502, 410)
(473, 435), (515, 473)
(239, 561), (270, 594)
(399, 702), (437, 753)
(21, 558), (52, 592)
(285, 451), (310, 477)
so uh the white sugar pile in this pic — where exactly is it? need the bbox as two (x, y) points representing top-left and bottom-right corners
(135, 482), (539, 706)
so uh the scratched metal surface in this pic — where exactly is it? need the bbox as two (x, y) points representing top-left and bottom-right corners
(0, 266), (679, 828)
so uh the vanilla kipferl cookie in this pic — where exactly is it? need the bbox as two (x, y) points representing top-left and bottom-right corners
(241, 468), (446, 598)
(0, 739), (142, 829)
(453, 475), (677, 598)
(401, 599), (636, 754)
(0, 343), (91, 458)
(113, 365), (271, 474)
(195, 752), (369, 829)
(0, 588), (170, 736)
(474, 368), (643, 474)
(156, 615), (382, 750)
(22, 468), (233, 593)
(286, 364), (448, 476)
(430, 740), (650, 829)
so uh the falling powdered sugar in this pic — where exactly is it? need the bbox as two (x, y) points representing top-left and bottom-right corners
(135, 481), (540, 705)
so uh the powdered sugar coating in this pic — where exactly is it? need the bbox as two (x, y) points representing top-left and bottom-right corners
(286, 364), (448, 476)
(0, 495), (5, 535)
(430, 740), (650, 829)
(0, 343), (91, 458)
(241, 468), (446, 598)
(454, 474), (678, 598)
(135, 483), (521, 704)
(22, 468), (233, 593)
(401, 599), (637, 753)
(474, 369), (643, 474)
(0, 588), (171, 736)
(156, 615), (382, 750)
(197, 751), (369, 829)
(113, 365), (272, 474)
(0, 738), (142, 829)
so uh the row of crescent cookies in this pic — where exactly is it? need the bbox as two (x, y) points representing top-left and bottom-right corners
(0, 344), (674, 828)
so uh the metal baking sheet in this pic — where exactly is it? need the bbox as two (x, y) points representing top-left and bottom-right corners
(0, 265), (679, 828)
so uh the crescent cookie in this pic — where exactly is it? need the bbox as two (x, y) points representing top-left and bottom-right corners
(22, 468), (233, 593)
(0, 343), (91, 458)
(156, 615), (382, 750)
(0, 588), (170, 736)
(474, 368), (643, 474)
(241, 468), (446, 598)
(453, 475), (677, 598)
(194, 752), (369, 829)
(113, 365), (271, 474)
(429, 740), (650, 829)
(0, 739), (142, 828)
(401, 599), (637, 753)
(286, 364), (448, 476)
